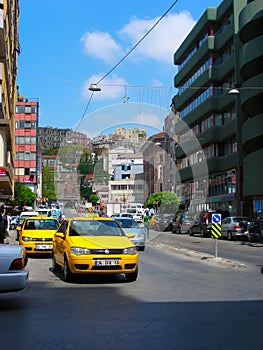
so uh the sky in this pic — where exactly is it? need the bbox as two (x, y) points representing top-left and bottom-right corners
(17, 0), (221, 138)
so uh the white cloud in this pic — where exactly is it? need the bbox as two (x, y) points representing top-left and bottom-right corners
(119, 11), (196, 63)
(81, 11), (196, 64)
(81, 31), (123, 63)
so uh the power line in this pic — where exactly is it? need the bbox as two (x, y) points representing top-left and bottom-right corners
(78, 0), (180, 128)
(95, 0), (180, 85)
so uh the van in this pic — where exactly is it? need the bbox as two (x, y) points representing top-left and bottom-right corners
(36, 208), (52, 216)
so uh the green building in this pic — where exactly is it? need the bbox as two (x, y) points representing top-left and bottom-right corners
(172, 0), (263, 217)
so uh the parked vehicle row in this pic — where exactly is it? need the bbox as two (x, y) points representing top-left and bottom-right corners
(152, 210), (263, 242)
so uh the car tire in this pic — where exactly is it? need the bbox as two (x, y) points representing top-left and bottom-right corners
(125, 267), (138, 282)
(189, 229), (193, 236)
(227, 231), (232, 241)
(63, 258), (74, 282)
(52, 255), (61, 273)
(139, 246), (145, 251)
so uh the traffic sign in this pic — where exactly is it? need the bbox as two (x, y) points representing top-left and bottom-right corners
(212, 213), (221, 224)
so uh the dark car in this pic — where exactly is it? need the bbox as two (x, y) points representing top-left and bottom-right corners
(171, 212), (195, 234)
(153, 213), (175, 231)
(189, 210), (230, 238)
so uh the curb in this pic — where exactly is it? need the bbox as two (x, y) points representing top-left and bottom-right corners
(149, 240), (247, 269)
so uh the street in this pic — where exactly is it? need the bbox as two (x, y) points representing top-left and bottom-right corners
(0, 228), (262, 350)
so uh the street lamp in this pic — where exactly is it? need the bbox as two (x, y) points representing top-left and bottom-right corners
(89, 84), (101, 92)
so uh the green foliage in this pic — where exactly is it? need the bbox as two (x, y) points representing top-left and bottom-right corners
(89, 193), (100, 205)
(77, 151), (97, 175)
(146, 191), (179, 214)
(12, 182), (37, 207)
(42, 166), (57, 202)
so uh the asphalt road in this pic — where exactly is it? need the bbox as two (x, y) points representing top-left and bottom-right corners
(1, 228), (263, 350)
(149, 227), (263, 271)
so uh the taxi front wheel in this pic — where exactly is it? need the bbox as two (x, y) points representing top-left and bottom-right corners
(63, 258), (74, 283)
(52, 255), (61, 273)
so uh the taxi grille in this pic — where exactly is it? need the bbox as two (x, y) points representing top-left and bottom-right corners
(91, 265), (122, 271)
(30, 238), (53, 242)
(90, 249), (123, 254)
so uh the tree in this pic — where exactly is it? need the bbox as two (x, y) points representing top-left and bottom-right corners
(12, 182), (37, 207)
(42, 166), (57, 202)
(146, 191), (179, 214)
(89, 193), (100, 206)
(77, 151), (97, 175)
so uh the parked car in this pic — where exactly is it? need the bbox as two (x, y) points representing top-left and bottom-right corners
(18, 216), (60, 255)
(132, 212), (143, 223)
(171, 212), (195, 234)
(189, 210), (230, 237)
(0, 244), (29, 293)
(111, 216), (145, 251)
(10, 215), (20, 230)
(153, 213), (175, 231)
(52, 217), (138, 282)
(221, 216), (250, 240)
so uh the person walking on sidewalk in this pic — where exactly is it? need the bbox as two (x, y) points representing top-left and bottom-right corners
(144, 210), (150, 238)
(0, 205), (6, 244)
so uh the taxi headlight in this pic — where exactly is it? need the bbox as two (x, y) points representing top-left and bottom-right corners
(70, 247), (91, 255)
(22, 236), (33, 242)
(123, 247), (137, 255)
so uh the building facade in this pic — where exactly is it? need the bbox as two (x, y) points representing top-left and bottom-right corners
(0, 0), (19, 200)
(142, 132), (166, 202)
(38, 126), (89, 151)
(14, 96), (40, 199)
(173, 0), (263, 217)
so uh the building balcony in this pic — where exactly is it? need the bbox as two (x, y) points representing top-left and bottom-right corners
(175, 93), (235, 131)
(240, 73), (263, 117)
(174, 36), (215, 86)
(242, 114), (263, 153)
(176, 152), (238, 183)
(240, 35), (263, 80)
(174, 8), (217, 65)
(239, 0), (263, 44)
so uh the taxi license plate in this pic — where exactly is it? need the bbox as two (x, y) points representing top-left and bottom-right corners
(35, 244), (52, 250)
(95, 260), (119, 266)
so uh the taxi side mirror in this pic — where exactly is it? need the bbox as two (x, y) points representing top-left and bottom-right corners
(55, 232), (65, 239)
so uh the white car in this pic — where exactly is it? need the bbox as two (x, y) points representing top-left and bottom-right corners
(0, 244), (29, 293)
(112, 216), (146, 251)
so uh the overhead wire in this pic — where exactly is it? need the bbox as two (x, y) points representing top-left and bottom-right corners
(77, 0), (180, 128)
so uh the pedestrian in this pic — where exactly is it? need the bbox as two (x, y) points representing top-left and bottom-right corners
(144, 210), (150, 238)
(0, 205), (6, 244)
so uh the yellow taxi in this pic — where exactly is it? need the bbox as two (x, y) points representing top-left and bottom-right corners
(18, 216), (60, 255)
(52, 217), (138, 283)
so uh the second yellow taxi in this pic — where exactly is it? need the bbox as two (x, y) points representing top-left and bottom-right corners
(18, 216), (60, 255)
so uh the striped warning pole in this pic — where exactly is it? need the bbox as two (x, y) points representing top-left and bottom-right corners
(211, 214), (222, 257)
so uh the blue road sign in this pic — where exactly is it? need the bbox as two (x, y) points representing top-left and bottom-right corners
(212, 213), (221, 224)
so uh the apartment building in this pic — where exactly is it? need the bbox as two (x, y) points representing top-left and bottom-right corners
(173, 0), (263, 217)
(38, 126), (89, 151)
(0, 0), (19, 200)
(14, 96), (40, 198)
